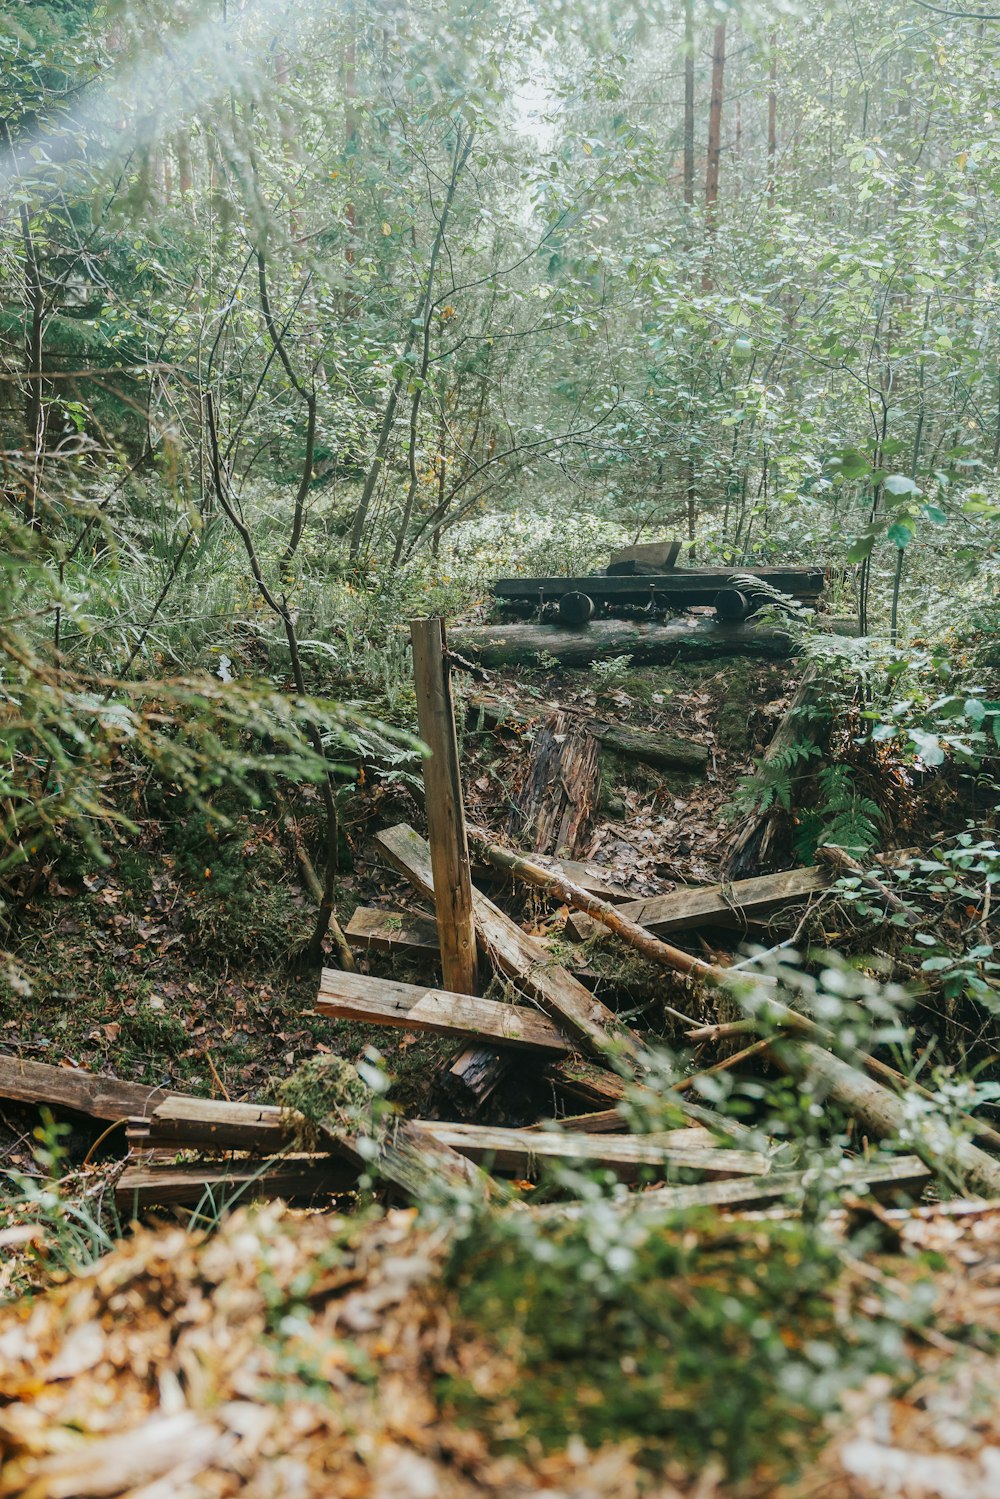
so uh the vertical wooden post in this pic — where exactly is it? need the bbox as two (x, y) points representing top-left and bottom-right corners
(410, 616), (478, 996)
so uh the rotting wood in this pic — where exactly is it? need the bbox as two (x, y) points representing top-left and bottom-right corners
(725, 666), (826, 877)
(0, 1055), (174, 1122)
(565, 863), (830, 942)
(415, 1120), (770, 1182)
(508, 708), (599, 857)
(532, 1155), (931, 1220)
(469, 693), (709, 774)
(410, 616), (478, 996)
(373, 823), (638, 1061)
(316, 968), (573, 1054)
(467, 829), (724, 1017)
(127, 1098), (293, 1154)
(443, 1046), (511, 1112)
(329, 1117), (499, 1202)
(446, 617), (796, 669)
(345, 907), (440, 956)
(545, 1058), (629, 1108)
(115, 1156), (355, 1211)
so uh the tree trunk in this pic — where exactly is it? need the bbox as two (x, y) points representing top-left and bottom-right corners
(705, 22), (727, 214)
(509, 710), (599, 858)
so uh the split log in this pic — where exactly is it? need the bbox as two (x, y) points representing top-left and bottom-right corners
(443, 1046), (511, 1112)
(725, 666), (827, 876)
(316, 967), (573, 1054)
(565, 863), (829, 942)
(373, 823), (638, 1062)
(446, 618), (795, 669)
(415, 1120), (770, 1182)
(533, 1155), (931, 1220)
(508, 709), (599, 857)
(0, 1055), (174, 1122)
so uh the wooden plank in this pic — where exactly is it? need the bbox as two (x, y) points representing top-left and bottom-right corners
(345, 907), (440, 955)
(493, 566), (824, 604)
(446, 618), (795, 669)
(415, 1120), (771, 1181)
(115, 1156), (355, 1211)
(317, 968), (573, 1054)
(565, 864), (829, 942)
(547, 1057), (629, 1107)
(410, 616), (478, 996)
(533, 1155), (932, 1219)
(373, 823), (638, 1061)
(127, 1097), (292, 1153)
(0, 1055), (174, 1122)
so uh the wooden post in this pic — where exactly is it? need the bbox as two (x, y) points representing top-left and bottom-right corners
(410, 616), (478, 995)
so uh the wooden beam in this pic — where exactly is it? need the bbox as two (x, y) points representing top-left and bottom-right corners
(493, 565), (824, 604)
(0, 1055), (174, 1122)
(127, 1097), (292, 1153)
(415, 1120), (770, 1181)
(446, 618), (795, 669)
(317, 968), (573, 1054)
(410, 616), (478, 995)
(565, 864), (829, 941)
(373, 823), (638, 1061)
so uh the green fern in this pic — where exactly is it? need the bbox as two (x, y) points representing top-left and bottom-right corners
(793, 765), (884, 862)
(728, 741), (822, 819)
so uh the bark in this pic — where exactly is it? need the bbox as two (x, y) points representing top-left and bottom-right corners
(509, 710), (599, 857)
(446, 618), (794, 669)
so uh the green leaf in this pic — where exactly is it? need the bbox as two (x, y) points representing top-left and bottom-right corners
(846, 533), (876, 564)
(887, 521), (913, 549)
(883, 474), (920, 497)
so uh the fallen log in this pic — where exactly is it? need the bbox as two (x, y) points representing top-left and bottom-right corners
(508, 709), (599, 857)
(373, 823), (639, 1061)
(415, 1120), (771, 1182)
(446, 617), (795, 669)
(0, 1055), (173, 1123)
(565, 863), (829, 942)
(316, 968), (573, 1054)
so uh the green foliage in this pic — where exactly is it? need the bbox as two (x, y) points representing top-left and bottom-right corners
(794, 765), (884, 861)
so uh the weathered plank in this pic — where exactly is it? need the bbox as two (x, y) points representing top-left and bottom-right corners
(116, 1156), (355, 1211)
(410, 615), (478, 996)
(127, 1097), (292, 1153)
(345, 907), (440, 956)
(0, 1055), (173, 1122)
(565, 863), (830, 942)
(317, 968), (573, 1054)
(416, 1120), (770, 1181)
(447, 618), (795, 669)
(373, 823), (637, 1061)
(533, 1155), (932, 1219)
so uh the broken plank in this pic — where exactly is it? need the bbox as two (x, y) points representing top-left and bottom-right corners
(115, 1155), (355, 1211)
(0, 1055), (174, 1123)
(534, 1155), (931, 1219)
(416, 1120), (770, 1181)
(565, 864), (830, 942)
(373, 823), (638, 1061)
(317, 968), (573, 1054)
(547, 1057), (629, 1107)
(127, 1097), (292, 1154)
(345, 907), (439, 956)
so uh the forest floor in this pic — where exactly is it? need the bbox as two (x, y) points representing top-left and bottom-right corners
(1, 643), (997, 1498)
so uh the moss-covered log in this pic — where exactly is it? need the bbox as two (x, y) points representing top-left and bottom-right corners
(447, 618), (793, 668)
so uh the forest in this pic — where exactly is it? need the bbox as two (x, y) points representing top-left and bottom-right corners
(0, 0), (998, 1493)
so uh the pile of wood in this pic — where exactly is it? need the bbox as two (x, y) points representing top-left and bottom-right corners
(4, 609), (997, 1221)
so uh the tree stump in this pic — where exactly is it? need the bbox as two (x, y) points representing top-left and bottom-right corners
(509, 710), (599, 858)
